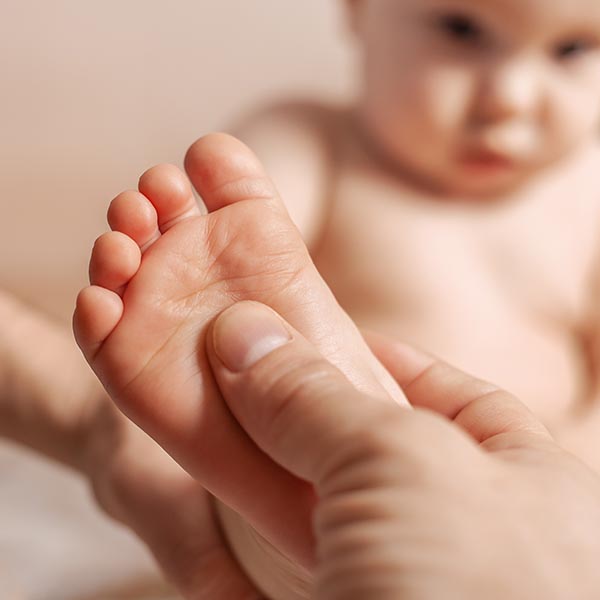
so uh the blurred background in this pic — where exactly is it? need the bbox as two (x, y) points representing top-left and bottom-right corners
(0, 2), (355, 597)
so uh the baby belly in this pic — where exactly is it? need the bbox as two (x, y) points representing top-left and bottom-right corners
(351, 309), (586, 430)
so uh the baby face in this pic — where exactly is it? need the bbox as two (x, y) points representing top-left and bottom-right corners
(351, 0), (600, 197)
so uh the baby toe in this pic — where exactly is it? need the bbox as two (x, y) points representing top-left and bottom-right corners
(73, 286), (124, 361)
(108, 190), (160, 252)
(138, 163), (201, 232)
(89, 231), (141, 295)
(184, 133), (279, 212)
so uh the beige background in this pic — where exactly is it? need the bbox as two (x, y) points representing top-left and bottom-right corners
(0, 2), (355, 598)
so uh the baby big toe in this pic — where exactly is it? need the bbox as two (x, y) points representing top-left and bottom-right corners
(185, 133), (281, 213)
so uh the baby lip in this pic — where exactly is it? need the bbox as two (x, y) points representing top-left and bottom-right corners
(461, 148), (516, 167)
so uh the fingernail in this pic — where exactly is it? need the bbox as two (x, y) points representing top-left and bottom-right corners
(213, 302), (292, 372)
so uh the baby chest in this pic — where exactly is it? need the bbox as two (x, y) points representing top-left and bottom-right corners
(312, 174), (588, 420)
(314, 168), (596, 329)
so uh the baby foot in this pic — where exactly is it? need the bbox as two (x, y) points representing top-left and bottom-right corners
(74, 134), (404, 594)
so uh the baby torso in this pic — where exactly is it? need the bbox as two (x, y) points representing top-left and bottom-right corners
(312, 110), (600, 429)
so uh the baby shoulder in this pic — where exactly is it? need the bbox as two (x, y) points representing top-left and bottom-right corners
(574, 143), (600, 216)
(231, 99), (340, 151)
(229, 100), (343, 246)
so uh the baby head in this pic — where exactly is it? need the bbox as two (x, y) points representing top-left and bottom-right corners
(346, 0), (600, 197)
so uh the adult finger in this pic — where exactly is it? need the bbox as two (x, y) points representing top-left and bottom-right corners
(207, 302), (467, 486)
(363, 330), (553, 448)
(86, 411), (261, 599)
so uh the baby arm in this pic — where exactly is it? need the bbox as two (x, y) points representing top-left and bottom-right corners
(0, 290), (104, 470)
(554, 275), (600, 473)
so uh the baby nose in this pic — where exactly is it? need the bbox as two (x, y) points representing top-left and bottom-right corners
(476, 59), (540, 122)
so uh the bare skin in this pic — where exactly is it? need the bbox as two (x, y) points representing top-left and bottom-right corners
(66, 120), (600, 598)
(10, 288), (600, 599)
(235, 101), (600, 471)
(73, 133), (406, 596)
(0, 290), (260, 597)
(313, 108), (600, 436)
(208, 301), (600, 600)
(71, 0), (600, 594)
(230, 0), (600, 470)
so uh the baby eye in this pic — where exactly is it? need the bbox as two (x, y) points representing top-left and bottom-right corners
(554, 39), (596, 60)
(437, 13), (483, 43)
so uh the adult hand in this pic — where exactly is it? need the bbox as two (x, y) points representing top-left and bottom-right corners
(0, 291), (260, 598)
(82, 401), (262, 598)
(207, 300), (600, 600)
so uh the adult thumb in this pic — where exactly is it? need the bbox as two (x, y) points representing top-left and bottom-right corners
(207, 301), (393, 485)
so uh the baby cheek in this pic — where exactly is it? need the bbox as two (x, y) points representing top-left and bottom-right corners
(546, 83), (600, 152)
(416, 67), (477, 140)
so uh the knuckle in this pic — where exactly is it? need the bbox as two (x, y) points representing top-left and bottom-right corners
(248, 355), (342, 443)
